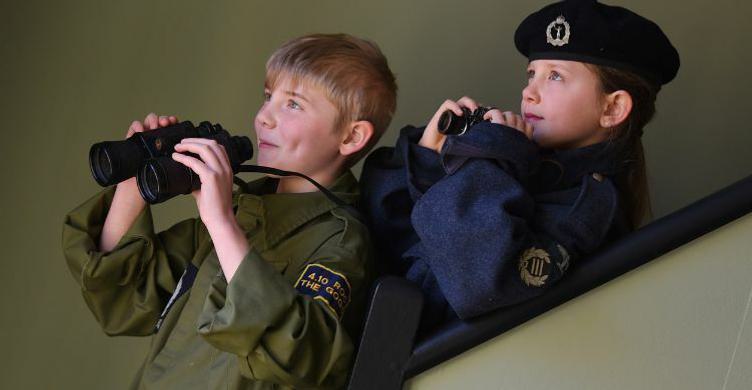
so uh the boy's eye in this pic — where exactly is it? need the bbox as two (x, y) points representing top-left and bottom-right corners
(287, 100), (301, 110)
(527, 69), (535, 80)
(549, 71), (562, 81)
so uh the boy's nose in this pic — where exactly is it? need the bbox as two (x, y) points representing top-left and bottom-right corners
(256, 106), (276, 129)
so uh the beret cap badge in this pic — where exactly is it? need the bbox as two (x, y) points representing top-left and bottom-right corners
(546, 15), (570, 47)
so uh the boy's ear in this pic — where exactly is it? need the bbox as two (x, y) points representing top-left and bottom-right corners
(600, 90), (633, 129)
(339, 120), (374, 157)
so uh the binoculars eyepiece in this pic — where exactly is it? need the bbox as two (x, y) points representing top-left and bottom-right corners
(89, 121), (252, 204)
(437, 106), (492, 136)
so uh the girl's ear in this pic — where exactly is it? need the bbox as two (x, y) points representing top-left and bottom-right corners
(339, 120), (374, 157)
(601, 90), (633, 129)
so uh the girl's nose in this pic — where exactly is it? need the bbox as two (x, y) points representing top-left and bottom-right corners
(522, 82), (540, 104)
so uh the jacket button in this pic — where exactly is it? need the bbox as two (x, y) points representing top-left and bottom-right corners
(591, 173), (604, 182)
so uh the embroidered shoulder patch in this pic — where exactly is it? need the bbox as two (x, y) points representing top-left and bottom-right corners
(295, 264), (352, 318)
(518, 247), (551, 287)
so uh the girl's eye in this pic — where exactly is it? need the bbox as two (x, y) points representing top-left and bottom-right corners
(263, 91), (271, 101)
(549, 71), (562, 81)
(287, 100), (301, 110)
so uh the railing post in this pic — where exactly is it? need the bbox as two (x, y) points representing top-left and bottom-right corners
(347, 276), (424, 390)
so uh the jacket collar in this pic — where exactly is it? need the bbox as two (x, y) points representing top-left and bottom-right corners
(233, 171), (359, 249)
(537, 141), (630, 188)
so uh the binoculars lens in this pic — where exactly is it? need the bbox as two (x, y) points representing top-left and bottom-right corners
(90, 146), (113, 186)
(437, 107), (492, 136)
(437, 110), (457, 134)
(137, 157), (200, 204)
(137, 162), (164, 204)
(89, 140), (145, 186)
(438, 108), (474, 135)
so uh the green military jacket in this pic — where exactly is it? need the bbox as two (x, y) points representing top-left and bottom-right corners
(62, 171), (374, 389)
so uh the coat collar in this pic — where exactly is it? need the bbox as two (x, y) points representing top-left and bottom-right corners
(537, 141), (631, 188)
(232, 171), (359, 249)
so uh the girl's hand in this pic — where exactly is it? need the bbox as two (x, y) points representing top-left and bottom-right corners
(484, 109), (534, 140)
(420, 96), (480, 152)
(171, 138), (236, 231)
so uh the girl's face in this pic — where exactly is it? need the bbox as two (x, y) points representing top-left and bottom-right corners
(521, 59), (609, 150)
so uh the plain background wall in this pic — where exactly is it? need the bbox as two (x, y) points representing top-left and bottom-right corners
(1, 0), (750, 388)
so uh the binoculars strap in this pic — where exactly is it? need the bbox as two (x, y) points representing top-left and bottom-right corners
(235, 165), (364, 223)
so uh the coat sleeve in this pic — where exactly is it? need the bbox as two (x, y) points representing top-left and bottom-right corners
(360, 125), (446, 273)
(410, 123), (620, 320)
(196, 220), (371, 389)
(62, 186), (201, 336)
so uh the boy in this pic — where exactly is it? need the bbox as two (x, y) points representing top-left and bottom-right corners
(63, 33), (397, 389)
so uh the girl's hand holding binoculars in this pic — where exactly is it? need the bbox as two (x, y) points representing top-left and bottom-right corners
(483, 110), (534, 140)
(420, 96), (480, 153)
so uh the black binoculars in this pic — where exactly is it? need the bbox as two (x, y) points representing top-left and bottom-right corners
(89, 121), (252, 204)
(437, 106), (492, 135)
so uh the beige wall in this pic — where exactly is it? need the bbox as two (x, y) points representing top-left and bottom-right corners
(1, 0), (750, 388)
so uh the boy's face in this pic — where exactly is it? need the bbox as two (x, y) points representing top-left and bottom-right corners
(254, 76), (344, 177)
(521, 59), (608, 149)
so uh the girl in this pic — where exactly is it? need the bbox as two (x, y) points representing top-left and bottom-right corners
(361, 0), (680, 331)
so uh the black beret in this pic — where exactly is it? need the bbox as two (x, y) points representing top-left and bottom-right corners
(514, 0), (680, 85)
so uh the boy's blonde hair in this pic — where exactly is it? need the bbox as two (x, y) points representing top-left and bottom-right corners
(265, 33), (397, 162)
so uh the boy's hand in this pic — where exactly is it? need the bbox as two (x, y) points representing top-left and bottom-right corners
(171, 138), (236, 231)
(172, 139), (249, 282)
(420, 96), (480, 153)
(126, 112), (179, 139)
(483, 109), (534, 140)
(117, 113), (180, 200)
(100, 113), (179, 252)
